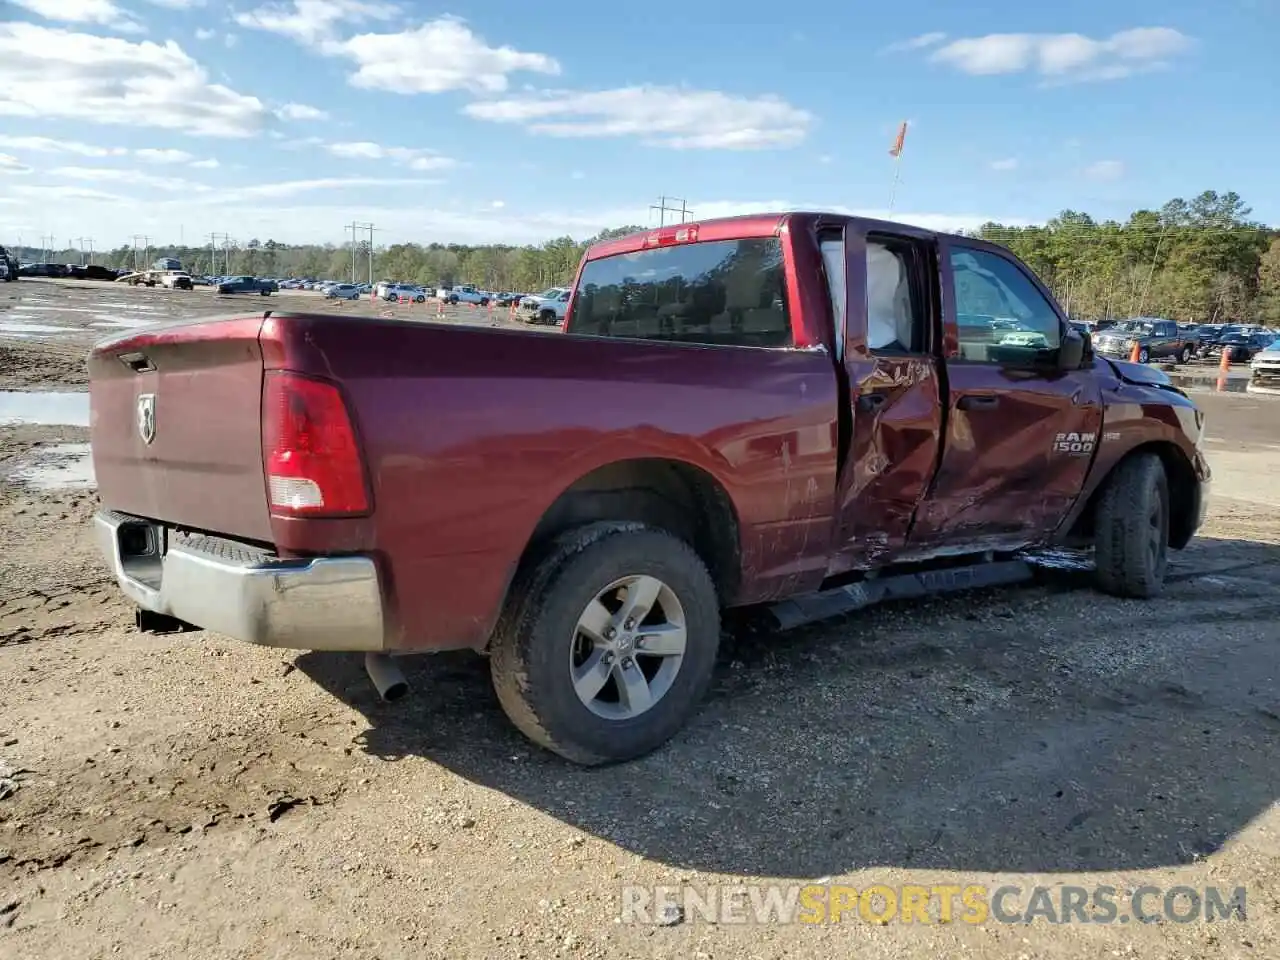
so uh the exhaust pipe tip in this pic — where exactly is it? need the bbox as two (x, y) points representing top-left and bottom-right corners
(364, 652), (409, 702)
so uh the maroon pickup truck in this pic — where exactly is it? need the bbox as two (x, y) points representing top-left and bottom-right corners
(89, 213), (1210, 765)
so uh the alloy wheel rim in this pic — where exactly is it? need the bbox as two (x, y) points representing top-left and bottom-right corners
(569, 574), (688, 720)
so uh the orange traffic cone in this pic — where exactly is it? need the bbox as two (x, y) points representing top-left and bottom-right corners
(1129, 340), (1142, 363)
(1217, 343), (1231, 391)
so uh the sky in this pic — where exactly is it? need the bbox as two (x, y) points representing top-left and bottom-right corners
(0, 0), (1276, 249)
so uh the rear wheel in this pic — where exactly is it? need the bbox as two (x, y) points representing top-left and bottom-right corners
(1178, 346), (1191, 364)
(489, 523), (720, 765)
(1094, 453), (1169, 598)
(1138, 346), (1150, 363)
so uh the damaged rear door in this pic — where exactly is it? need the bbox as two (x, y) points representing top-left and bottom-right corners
(824, 221), (947, 574)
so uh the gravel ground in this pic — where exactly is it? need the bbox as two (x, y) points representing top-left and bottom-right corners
(2, 278), (1279, 959)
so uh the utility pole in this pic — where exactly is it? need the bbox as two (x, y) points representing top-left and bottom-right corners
(649, 196), (691, 227)
(74, 237), (93, 265)
(345, 221), (376, 283)
(365, 223), (379, 286)
(131, 234), (151, 271)
(41, 234), (55, 261)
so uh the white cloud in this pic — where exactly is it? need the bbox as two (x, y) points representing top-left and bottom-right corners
(142, 0), (208, 8)
(48, 165), (212, 192)
(227, 177), (444, 200)
(883, 32), (947, 53)
(1083, 159), (1125, 181)
(491, 200), (505, 209)
(325, 141), (455, 170)
(195, 28), (216, 40)
(465, 86), (813, 149)
(190, 157), (220, 169)
(233, 0), (399, 48)
(0, 24), (272, 137)
(989, 157), (1019, 171)
(277, 102), (329, 121)
(0, 135), (126, 157)
(11, 0), (144, 32)
(338, 18), (560, 94)
(929, 27), (1192, 81)
(10, 184), (128, 203)
(235, 6), (560, 94)
(0, 154), (33, 175)
(135, 148), (196, 164)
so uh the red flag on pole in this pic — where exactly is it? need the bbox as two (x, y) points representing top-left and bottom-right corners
(889, 121), (908, 158)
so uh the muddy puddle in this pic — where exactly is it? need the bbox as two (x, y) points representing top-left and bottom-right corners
(0, 320), (77, 336)
(0, 391), (91, 426)
(4, 442), (95, 490)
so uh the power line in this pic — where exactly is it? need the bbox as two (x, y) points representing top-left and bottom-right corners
(649, 196), (691, 227)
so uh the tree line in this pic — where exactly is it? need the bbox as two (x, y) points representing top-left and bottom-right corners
(10, 190), (1278, 321)
(970, 191), (1279, 324)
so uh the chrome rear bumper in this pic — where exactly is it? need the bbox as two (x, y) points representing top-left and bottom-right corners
(95, 511), (385, 651)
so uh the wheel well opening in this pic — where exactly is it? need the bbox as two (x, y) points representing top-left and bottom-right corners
(1068, 441), (1199, 549)
(525, 458), (742, 603)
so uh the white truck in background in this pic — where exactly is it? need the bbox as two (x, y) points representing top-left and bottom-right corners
(520, 287), (572, 324)
(440, 284), (490, 306)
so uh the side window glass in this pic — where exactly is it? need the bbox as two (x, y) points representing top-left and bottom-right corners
(866, 238), (924, 353)
(951, 248), (1062, 363)
(819, 237), (846, 359)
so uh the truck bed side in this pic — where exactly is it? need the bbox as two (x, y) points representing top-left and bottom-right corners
(259, 313), (841, 650)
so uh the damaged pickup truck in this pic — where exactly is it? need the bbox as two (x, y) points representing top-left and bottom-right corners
(88, 213), (1210, 765)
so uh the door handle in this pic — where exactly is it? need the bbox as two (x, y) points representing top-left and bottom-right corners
(956, 395), (999, 411)
(856, 392), (889, 412)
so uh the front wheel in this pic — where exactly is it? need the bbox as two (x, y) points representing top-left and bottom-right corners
(489, 524), (720, 765)
(539, 309), (557, 324)
(1094, 453), (1169, 598)
(1178, 346), (1191, 364)
(1138, 347), (1149, 363)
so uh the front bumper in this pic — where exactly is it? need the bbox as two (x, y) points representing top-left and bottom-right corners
(95, 511), (386, 651)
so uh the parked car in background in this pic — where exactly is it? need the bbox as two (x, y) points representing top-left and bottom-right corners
(1092, 317), (1196, 364)
(383, 283), (428, 303)
(216, 275), (277, 296)
(324, 283), (362, 301)
(160, 272), (193, 290)
(0, 245), (16, 282)
(1249, 336), (1280, 387)
(87, 212), (1209, 765)
(442, 284), (489, 306)
(521, 287), (572, 324)
(1213, 329), (1276, 364)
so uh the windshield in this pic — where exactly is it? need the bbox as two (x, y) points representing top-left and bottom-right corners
(1112, 320), (1155, 334)
(537, 288), (564, 298)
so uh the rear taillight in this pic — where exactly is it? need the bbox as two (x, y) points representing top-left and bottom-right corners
(262, 372), (369, 517)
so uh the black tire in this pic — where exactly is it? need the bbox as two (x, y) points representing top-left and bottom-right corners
(539, 309), (556, 324)
(1178, 346), (1191, 364)
(480, 298), (490, 307)
(1094, 453), (1169, 599)
(1138, 347), (1149, 363)
(489, 523), (720, 765)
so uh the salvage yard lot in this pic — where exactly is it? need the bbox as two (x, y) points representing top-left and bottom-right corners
(2, 278), (1279, 959)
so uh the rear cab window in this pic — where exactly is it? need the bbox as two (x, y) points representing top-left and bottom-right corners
(566, 237), (792, 348)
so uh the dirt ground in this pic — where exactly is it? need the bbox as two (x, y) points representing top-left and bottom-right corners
(2, 278), (1279, 959)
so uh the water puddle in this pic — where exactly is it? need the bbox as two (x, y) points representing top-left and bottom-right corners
(1167, 374), (1250, 394)
(0, 391), (91, 426)
(5, 442), (95, 490)
(0, 321), (76, 335)
(96, 301), (163, 311)
(91, 315), (159, 328)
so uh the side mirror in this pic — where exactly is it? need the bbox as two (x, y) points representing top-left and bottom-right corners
(1058, 327), (1087, 371)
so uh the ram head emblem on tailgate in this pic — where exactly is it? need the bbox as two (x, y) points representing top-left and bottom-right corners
(137, 393), (156, 445)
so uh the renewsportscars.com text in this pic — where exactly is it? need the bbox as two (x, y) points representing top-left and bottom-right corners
(620, 883), (1248, 926)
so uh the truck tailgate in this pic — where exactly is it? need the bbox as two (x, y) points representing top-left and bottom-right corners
(88, 316), (274, 544)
